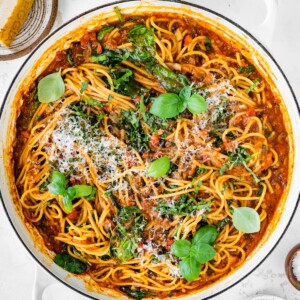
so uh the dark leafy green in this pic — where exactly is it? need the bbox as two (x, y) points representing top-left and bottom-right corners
(128, 24), (156, 64)
(220, 146), (260, 183)
(91, 49), (124, 67)
(97, 25), (114, 40)
(119, 109), (149, 152)
(153, 195), (211, 217)
(54, 253), (87, 274)
(111, 206), (147, 262)
(246, 78), (260, 93)
(152, 65), (189, 93)
(110, 68), (146, 98)
(205, 36), (212, 51)
(239, 65), (255, 73)
(121, 287), (153, 300)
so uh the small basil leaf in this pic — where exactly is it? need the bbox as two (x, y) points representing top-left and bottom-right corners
(97, 25), (114, 41)
(38, 71), (65, 103)
(146, 156), (170, 178)
(67, 185), (93, 198)
(47, 171), (66, 195)
(150, 93), (181, 119)
(171, 240), (191, 258)
(179, 256), (201, 282)
(47, 182), (65, 196)
(187, 94), (207, 114)
(177, 97), (187, 113)
(179, 86), (192, 102)
(86, 186), (97, 201)
(193, 225), (218, 245)
(54, 253), (87, 274)
(63, 189), (75, 213)
(190, 243), (216, 263)
(232, 206), (260, 233)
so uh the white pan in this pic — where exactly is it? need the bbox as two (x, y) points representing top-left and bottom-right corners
(0, 1), (299, 299)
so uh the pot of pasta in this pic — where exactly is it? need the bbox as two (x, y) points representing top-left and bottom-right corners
(0, 1), (299, 299)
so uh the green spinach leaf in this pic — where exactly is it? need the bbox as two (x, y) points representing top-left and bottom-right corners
(54, 253), (87, 274)
(97, 25), (114, 40)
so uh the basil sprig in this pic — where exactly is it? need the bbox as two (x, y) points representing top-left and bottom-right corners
(171, 225), (218, 281)
(232, 206), (260, 233)
(38, 70), (65, 103)
(146, 156), (170, 178)
(150, 86), (207, 119)
(47, 171), (95, 213)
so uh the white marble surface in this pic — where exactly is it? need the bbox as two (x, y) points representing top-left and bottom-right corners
(0, 1), (300, 299)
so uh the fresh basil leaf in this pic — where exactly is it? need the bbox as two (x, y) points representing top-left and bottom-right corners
(67, 185), (93, 198)
(192, 225), (218, 245)
(190, 243), (216, 263)
(187, 94), (207, 114)
(171, 240), (191, 258)
(97, 25), (114, 41)
(150, 93), (181, 119)
(86, 186), (97, 201)
(54, 253), (87, 274)
(179, 256), (201, 282)
(113, 6), (123, 20)
(62, 189), (75, 213)
(38, 71), (65, 103)
(80, 81), (89, 94)
(179, 86), (192, 102)
(47, 171), (66, 195)
(246, 78), (260, 94)
(232, 206), (260, 233)
(178, 97), (187, 113)
(146, 156), (170, 178)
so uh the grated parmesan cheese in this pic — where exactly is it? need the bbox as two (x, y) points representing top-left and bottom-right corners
(44, 108), (140, 185)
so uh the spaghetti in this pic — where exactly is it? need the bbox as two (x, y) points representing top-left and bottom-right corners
(13, 12), (289, 299)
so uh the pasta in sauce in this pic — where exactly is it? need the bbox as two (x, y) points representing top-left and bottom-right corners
(14, 11), (289, 299)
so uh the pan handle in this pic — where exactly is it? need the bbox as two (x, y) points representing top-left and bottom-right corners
(251, 0), (278, 48)
(31, 263), (57, 300)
